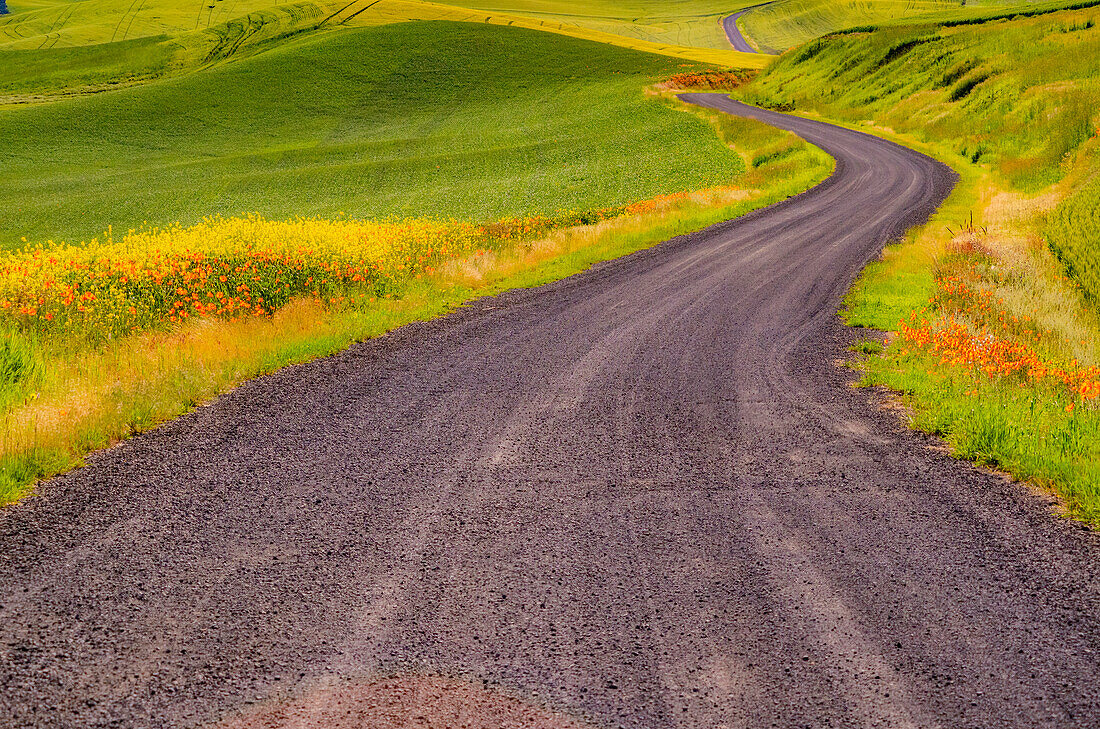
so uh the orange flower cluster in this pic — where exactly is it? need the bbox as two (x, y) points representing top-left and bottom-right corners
(0, 216), (484, 342)
(2, 186), (730, 347)
(898, 268), (1100, 404)
(898, 315), (1100, 401)
(665, 70), (755, 90)
(2, 191), (711, 344)
(933, 275), (1044, 344)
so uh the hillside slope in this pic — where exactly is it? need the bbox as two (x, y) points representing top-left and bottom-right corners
(0, 21), (750, 249)
(744, 3), (1099, 184)
(0, 0), (762, 96)
(739, 0), (956, 52)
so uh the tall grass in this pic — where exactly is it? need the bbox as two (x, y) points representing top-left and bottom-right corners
(1046, 164), (1100, 304)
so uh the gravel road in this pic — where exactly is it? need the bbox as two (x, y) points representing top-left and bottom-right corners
(2, 95), (1099, 729)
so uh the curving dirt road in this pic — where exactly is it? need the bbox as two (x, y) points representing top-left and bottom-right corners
(2, 95), (1100, 728)
(722, 7), (764, 53)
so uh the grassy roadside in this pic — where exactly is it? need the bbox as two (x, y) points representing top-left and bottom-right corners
(0, 107), (832, 506)
(810, 119), (1100, 524)
(732, 2), (1100, 524)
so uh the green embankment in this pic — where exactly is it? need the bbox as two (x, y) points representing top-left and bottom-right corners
(743, 2), (1099, 175)
(0, 21), (749, 251)
(741, 3), (1100, 273)
(739, 0), (1100, 55)
(738, 0), (956, 53)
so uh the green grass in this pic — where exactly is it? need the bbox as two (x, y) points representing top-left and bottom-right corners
(0, 1), (338, 99)
(864, 349), (1100, 522)
(841, 0), (1100, 29)
(0, 21), (754, 250)
(0, 35), (177, 97)
(1047, 162), (1100, 305)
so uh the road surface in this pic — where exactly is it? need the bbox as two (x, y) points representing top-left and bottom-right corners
(2, 95), (1099, 729)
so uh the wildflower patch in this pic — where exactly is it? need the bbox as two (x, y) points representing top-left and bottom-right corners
(898, 272), (1100, 404)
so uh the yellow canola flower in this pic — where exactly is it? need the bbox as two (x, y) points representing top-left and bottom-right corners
(0, 215), (484, 341)
(0, 192), (697, 342)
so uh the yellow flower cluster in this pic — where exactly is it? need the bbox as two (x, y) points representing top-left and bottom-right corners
(0, 192), (710, 344)
(0, 215), (483, 341)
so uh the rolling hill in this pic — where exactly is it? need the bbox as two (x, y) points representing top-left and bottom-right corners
(0, 20), (751, 249)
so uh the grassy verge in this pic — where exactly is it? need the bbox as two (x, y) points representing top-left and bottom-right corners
(831, 124), (1100, 524)
(0, 110), (832, 506)
(734, 3), (1100, 524)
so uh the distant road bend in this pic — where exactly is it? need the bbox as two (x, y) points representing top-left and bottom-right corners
(723, 4), (768, 53)
(2, 95), (1100, 728)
